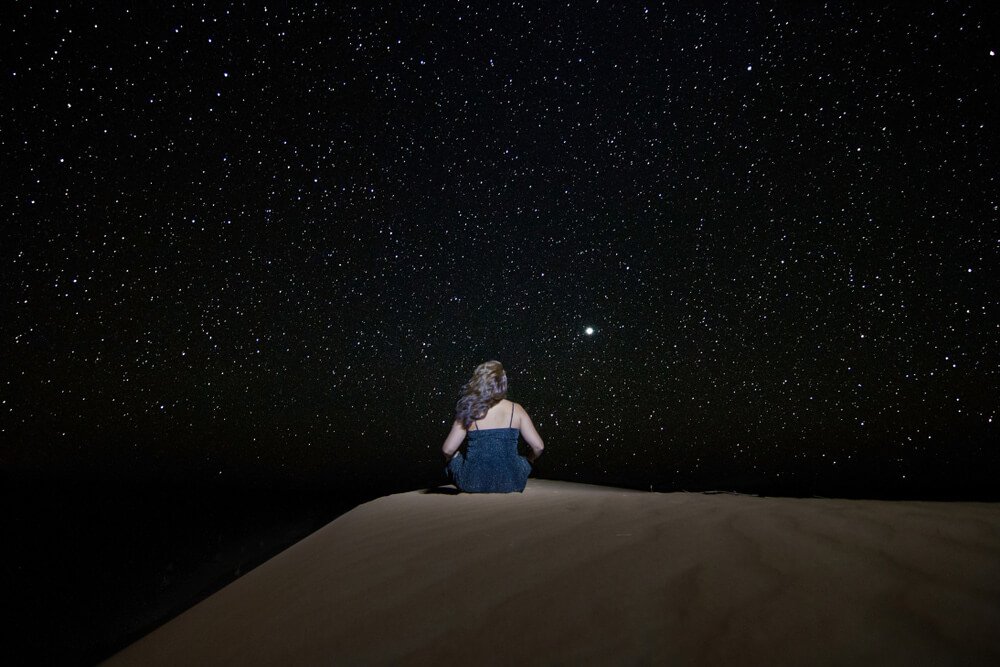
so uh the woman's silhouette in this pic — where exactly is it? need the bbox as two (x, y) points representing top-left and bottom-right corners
(441, 360), (545, 493)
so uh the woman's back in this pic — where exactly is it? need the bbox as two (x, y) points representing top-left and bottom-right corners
(444, 399), (543, 493)
(469, 398), (517, 430)
(470, 400), (545, 455)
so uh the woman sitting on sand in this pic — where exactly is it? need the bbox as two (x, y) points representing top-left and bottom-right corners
(441, 360), (544, 493)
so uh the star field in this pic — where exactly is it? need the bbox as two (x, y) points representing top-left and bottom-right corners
(2, 1), (997, 496)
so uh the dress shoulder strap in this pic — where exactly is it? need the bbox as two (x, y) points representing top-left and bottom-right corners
(509, 402), (515, 427)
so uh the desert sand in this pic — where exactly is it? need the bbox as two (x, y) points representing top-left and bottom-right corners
(103, 479), (1000, 666)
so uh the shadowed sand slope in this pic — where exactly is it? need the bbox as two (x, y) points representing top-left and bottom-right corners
(103, 480), (1000, 666)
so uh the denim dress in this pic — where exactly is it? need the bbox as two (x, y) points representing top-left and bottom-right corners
(445, 423), (532, 493)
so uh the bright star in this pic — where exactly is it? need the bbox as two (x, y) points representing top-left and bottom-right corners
(585, 327), (594, 335)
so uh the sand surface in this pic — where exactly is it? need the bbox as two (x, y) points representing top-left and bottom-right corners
(103, 479), (1000, 666)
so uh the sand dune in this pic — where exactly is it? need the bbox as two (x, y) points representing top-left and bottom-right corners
(103, 479), (1000, 666)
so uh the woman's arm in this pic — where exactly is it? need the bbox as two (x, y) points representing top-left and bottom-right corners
(441, 419), (467, 461)
(517, 405), (545, 461)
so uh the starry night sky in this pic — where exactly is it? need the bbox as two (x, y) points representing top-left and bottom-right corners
(3, 1), (998, 497)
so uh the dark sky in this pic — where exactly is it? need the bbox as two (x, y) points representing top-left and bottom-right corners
(2, 1), (997, 496)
